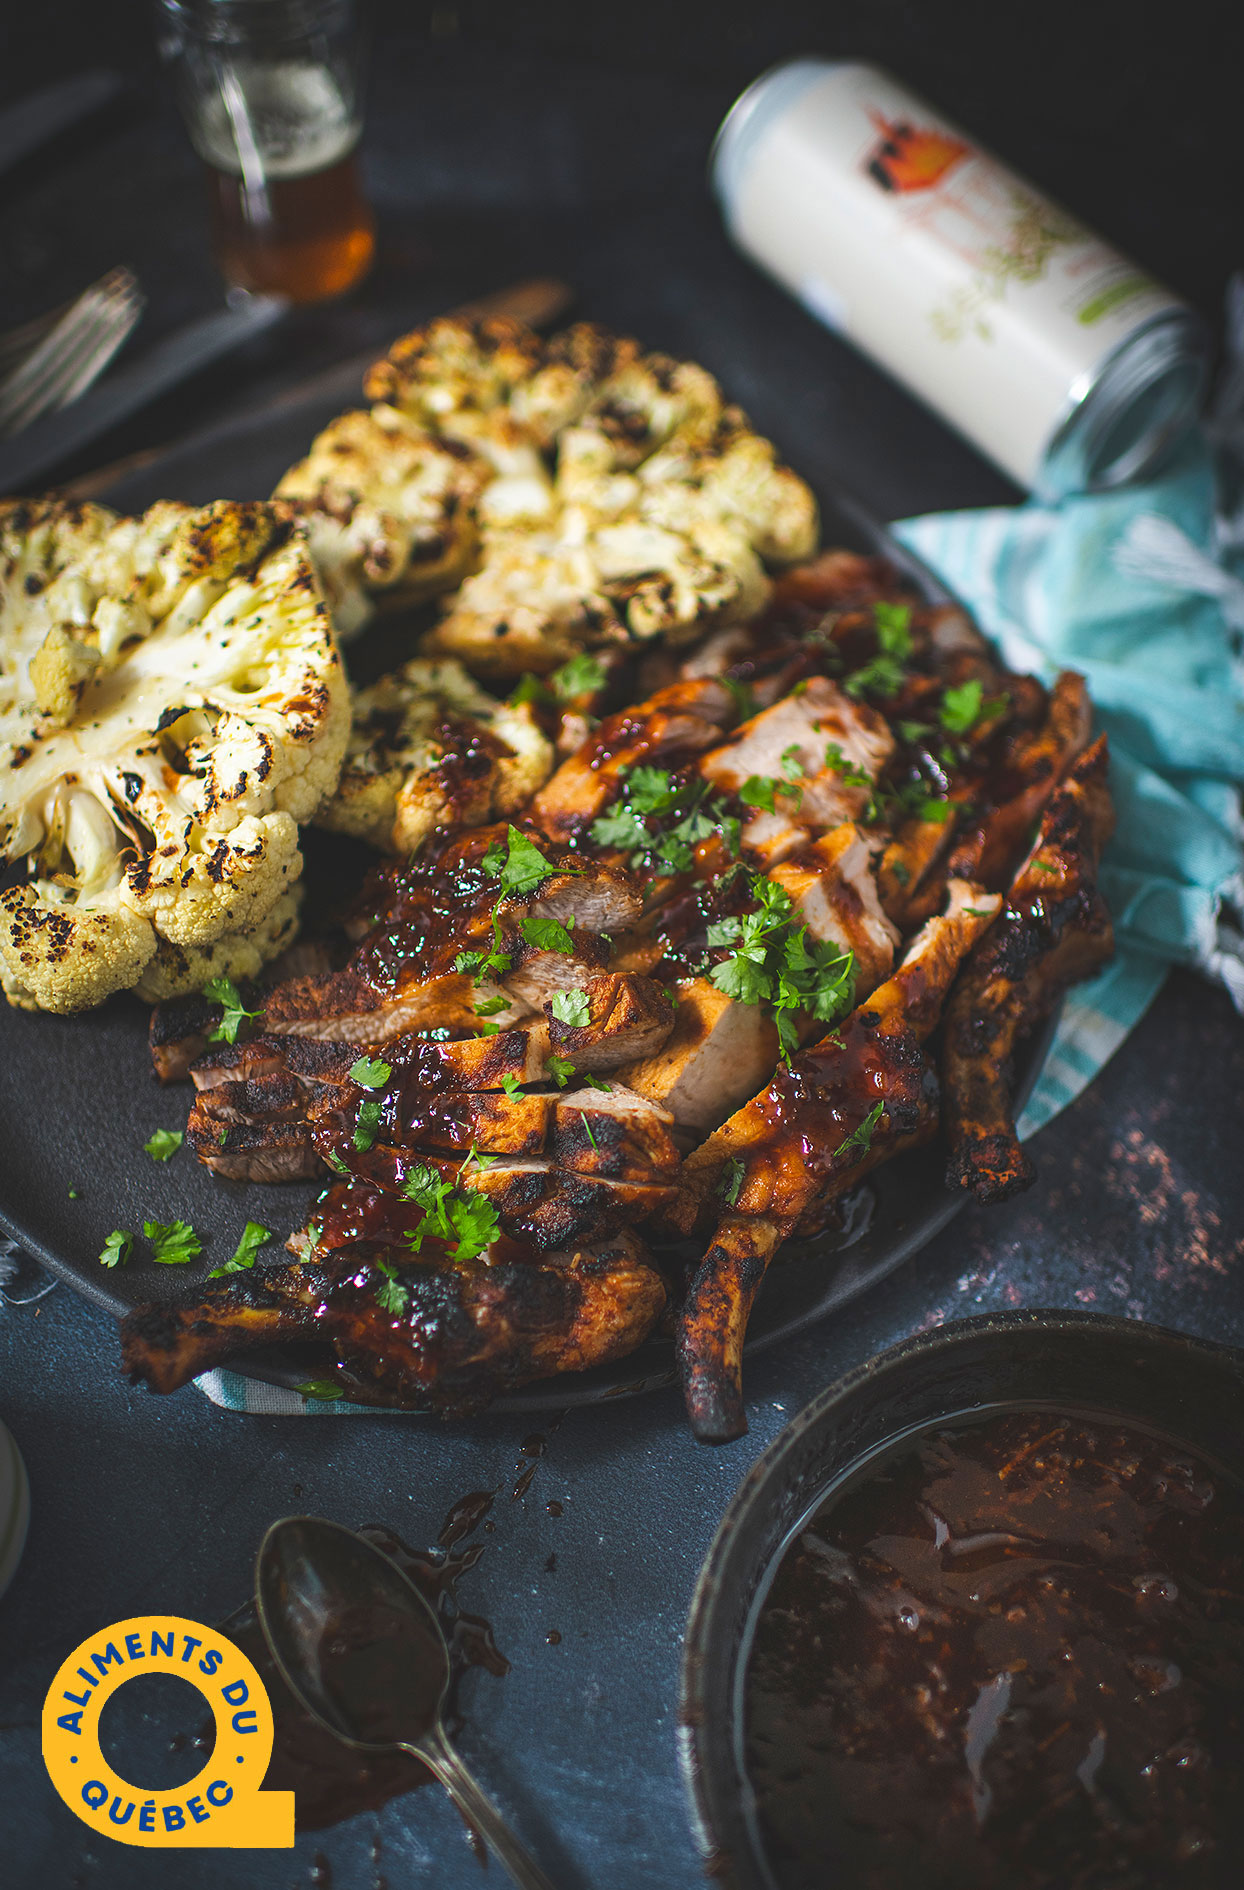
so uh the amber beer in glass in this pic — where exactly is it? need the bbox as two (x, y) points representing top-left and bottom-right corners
(159, 0), (374, 305)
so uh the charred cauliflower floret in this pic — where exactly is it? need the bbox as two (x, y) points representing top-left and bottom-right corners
(0, 498), (348, 1013)
(131, 886), (304, 1003)
(317, 657), (552, 853)
(292, 315), (818, 669)
(273, 406), (490, 641)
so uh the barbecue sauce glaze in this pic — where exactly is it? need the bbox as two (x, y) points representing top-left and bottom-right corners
(746, 1409), (1244, 1890)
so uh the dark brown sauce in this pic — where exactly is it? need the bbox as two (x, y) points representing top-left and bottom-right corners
(206, 1520), (508, 1831)
(746, 1408), (1244, 1890)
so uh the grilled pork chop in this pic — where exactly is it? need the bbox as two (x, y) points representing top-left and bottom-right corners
(942, 736), (1114, 1203)
(120, 1228), (667, 1411)
(675, 879), (1002, 1443)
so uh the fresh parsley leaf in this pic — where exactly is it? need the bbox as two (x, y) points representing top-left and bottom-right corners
(144, 1218), (201, 1266)
(349, 1055), (392, 1089)
(462, 1143), (498, 1170)
(964, 906), (995, 918)
(823, 742), (871, 789)
(739, 774), (778, 814)
(707, 871), (856, 1057)
(551, 651), (607, 700)
(297, 1378), (343, 1401)
(203, 976), (262, 1045)
(590, 801), (649, 853)
(705, 915), (743, 948)
(302, 1222), (323, 1261)
(475, 1019), (502, 1036)
(579, 1111), (599, 1149)
(520, 912), (575, 954)
(781, 744), (807, 781)
(399, 1162), (500, 1262)
(474, 993), (509, 1016)
(482, 826), (562, 899)
(717, 1158), (745, 1207)
(374, 1256), (410, 1315)
(208, 1220), (272, 1279)
(583, 1073), (611, 1092)
(144, 1128), (184, 1163)
(833, 1100), (885, 1162)
(627, 766), (679, 816)
(844, 602), (914, 702)
(323, 1149), (351, 1175)
(722, 674), (756, 720)
(455, 912), (511, 984)
(898, 719), (932, 745)
(509, 672), (553, 709)
(550, 987), (591, 1027)
(68, 1186), (79, 1198)
(499, 1073), (526, 1099)
(546, 1053), (577, 1088)
(99, 1229), (133, 1269)
(890, 859), (911, 888)
(1033, 860), (1058, 875)
(217, 1127), (229, 1147)
(874, 600), (914, 657)
(939, 678), (984, 735)
(353, 1097), (383, 1151)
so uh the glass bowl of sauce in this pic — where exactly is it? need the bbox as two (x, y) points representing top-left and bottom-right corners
(680, 1312), (1244, 1890)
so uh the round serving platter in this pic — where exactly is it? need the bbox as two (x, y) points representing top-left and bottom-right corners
(0, 364), (1050, 1413)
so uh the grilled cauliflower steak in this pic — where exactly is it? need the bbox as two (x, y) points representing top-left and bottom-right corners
(0, 498), (348, 1013)
(277, 314), (818, 671)
(317, 657), (553, 853)
(273, 406), (489, 641)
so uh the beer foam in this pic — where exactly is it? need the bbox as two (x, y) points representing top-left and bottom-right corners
(189, 60), (359, 180)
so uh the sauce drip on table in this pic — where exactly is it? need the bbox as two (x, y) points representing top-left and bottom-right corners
(746, 1409), (1244, 1890)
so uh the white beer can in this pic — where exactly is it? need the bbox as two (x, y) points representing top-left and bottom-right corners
(713, 60), (1207, 494)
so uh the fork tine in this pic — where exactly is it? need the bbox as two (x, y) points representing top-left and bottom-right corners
(0, 267), (144, 435)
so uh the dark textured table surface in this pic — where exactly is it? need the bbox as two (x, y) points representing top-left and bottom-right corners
(2, 7), (1242, 1887)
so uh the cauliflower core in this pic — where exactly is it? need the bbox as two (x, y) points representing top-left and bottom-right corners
(317, 657), (552, 854)
(0, 498), (348, 1012)
(275, 315), (819, 673)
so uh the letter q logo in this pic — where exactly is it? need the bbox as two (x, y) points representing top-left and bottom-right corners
(42, 1615), (294, 1847)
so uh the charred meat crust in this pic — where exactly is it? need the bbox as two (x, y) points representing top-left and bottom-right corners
(942, 736), (1115, 1205)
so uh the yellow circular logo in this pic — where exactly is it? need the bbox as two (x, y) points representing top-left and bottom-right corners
(42, 1615), (294, 1848)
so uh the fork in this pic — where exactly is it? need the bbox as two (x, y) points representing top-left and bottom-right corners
(0, 267), (145, 438)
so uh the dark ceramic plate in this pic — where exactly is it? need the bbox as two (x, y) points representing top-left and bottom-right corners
(0, 364), (1052, 1411)
(679, 1311), (1244, 1889)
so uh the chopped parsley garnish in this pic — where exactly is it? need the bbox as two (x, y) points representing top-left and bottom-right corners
(707, 872), (856, 1057)
(509, 672), (553, 708)
(833, 1100), (885, 1162)
(845, 601), (913, 701)
(68, 1186), (79, 1198)
(297, 1378), (343, 1401)
(781, 744), (808, 781)
(499, 1073), (526, 1099)
(462, 1143), (498, 1170)
(551, 651), (607, 700)
(739, 773), (801, 815)
(323, 1148), (351, 1175)
(353, 1097), (383, 1151)
(144, 1218), (201, 1266)
(964, 906), (995, 918)
(208, 1220), (272, 1279)
(717, 1157), (745, 1207)
(1033, 860), (1058, 875)
(474, 993), (509, 1016)
(589, 765), (736, 876)
(302, 1223), (323, 1261)
(823, 742), (871, 789)
(203, 976), (263, 1045)
(374, 1256), (410, 1315)
(99, 1229), (132, 1269)
(723, 675), (756, 720)
(144, 1128), (183, 1163)
(481, 826), (564, 899)
(550, 987), (591, 1027)
(579, 1112), (599, 1149)
(520, 912), (575, 954)
(349, 1055), (392, 1090)
(455, 912), (511, 984)
(400, 1162), (500, 1261)
(890, 860), (911, 888)
(546, 1053), (578, 1088)
(583, 1073), (612, 1092)
(939, 677), (983, 735)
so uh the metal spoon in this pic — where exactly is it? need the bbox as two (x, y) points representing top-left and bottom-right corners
(256, 1516), (556, 1890)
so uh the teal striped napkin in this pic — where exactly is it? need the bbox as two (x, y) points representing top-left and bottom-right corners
(196, 437), (1244, 1413)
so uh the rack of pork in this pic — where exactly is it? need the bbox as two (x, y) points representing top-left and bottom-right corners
(121, 553), (1114, 1441)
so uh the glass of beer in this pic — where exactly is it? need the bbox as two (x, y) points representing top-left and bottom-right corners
(157, 0), (375, 304)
